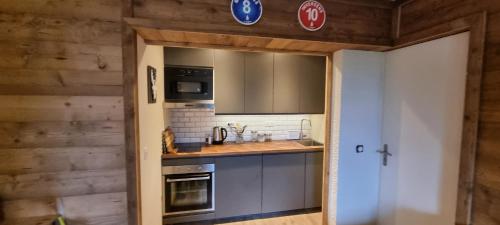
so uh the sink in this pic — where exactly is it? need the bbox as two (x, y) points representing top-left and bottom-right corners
(296, 140), (324, 147)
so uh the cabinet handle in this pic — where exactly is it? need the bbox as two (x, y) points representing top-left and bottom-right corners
(166, 176), (210, 183)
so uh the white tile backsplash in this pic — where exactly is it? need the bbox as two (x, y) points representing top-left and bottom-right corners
(167, 108), (317, 143)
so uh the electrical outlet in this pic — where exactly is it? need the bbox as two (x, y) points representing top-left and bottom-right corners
(356, 145), (364, 153)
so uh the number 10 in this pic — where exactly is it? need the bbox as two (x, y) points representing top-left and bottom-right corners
(306, 8), (319, 21)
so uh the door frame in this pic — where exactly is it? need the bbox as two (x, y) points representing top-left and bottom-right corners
(391, 11), (487, 225)
(122, 13), (337, 225)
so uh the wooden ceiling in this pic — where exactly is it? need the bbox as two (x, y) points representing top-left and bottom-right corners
(127, 18), (391, 55)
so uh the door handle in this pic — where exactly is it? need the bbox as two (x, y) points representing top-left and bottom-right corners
(377, 144), (392, 166)
(166, 176), (210, 183)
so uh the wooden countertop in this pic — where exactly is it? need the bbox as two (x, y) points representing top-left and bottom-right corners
(162, 140), (323, 159)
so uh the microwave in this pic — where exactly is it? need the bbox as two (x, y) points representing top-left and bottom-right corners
(164, 66), (214, 102)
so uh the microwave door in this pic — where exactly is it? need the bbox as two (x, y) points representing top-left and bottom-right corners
(177, 82), (202, 94)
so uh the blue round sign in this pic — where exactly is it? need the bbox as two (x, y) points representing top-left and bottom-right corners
(231, 0), (263, 26)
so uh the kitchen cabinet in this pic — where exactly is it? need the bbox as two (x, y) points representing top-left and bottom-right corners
(244, 52), (274, 114)
(262, 153), (306, 213)
(305, 152), (324, 208)
(215, 155), (262, 218)
(163, 149), (323, 222)
(273, 54), (301, 113)
(214, 50), (245, 114)
(299, 56), (326, 114)
(164, 47), (214, 67)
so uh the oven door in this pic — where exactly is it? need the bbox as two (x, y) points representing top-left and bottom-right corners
(163, 173), (214, 216)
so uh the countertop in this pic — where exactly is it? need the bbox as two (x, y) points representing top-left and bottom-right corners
(162, 140), (323, 159)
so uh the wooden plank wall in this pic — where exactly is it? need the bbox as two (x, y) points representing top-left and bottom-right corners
(0, 0), (127, 225)
(132, 0), (394, 46)
(396, 1), (500, 224)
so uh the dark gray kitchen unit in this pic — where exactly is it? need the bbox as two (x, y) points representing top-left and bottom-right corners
(244, 52), (274, 114)
(214, 50), (245, 114)
(262, 153), (306, 213)
(299, 56), (326, 114)
(165, 47), (326, 114)
(305, 152), (324, 208)
(272, 53), (326, 114)
(273, 53), (301, 113)
(164, 47), (214, 67)
(162, 149), (323, 223)
(215, 155), (262, 219)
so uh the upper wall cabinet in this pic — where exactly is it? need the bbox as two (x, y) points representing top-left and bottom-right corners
(299, 56), (326, 114)
(244, 52), (274, 114)
(166, 47), (325, 114)
(274, 54), (301, 113)
(214, 50), (245, 114)
(164, 47), (214, 67)
(274, 54), (325, 114)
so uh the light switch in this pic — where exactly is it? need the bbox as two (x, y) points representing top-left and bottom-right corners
(356, 145), (364, 153)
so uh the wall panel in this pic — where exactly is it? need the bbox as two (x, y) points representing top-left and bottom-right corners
(396, 1), (500, 224)
(0, 0), (126, 224)
(133, 0), (393, 46)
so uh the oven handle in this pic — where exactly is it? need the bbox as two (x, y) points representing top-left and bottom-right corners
(166, 176), (211, 183)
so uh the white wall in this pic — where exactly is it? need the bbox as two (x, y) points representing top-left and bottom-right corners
(311, 114), (325, 142)
(137, 36), (165, 225)
(378, 32), (469, 225)
(168, 109), (321, 143)
(333, 50), (385, 225)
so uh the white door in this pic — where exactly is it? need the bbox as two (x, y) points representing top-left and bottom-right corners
(378, 32), (470, 225)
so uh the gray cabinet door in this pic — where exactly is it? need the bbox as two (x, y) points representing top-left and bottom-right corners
(273, 53), (301, 113)
(164, 47), (214, 67)
(305, 152), (324, 208)
(262, 153), (305, 213)
(244, 52), (274, 113)
(215, 155), (262, 219)
(214, 50), (245, 114)
(299, 56), (326, 114)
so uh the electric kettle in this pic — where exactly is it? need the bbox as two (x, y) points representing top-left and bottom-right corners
(212, 126), (227, 145)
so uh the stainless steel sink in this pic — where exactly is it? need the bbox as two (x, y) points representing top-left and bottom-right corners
(296, 140), (324, 147)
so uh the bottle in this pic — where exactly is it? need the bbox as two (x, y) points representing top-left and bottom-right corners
(265, 132), (272, 142)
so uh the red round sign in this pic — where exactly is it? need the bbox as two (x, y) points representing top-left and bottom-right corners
(298, 0), (326, 31)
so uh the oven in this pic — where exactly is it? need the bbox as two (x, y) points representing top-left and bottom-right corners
(164, 66), (214, 102)
(162, 164), (215, 217)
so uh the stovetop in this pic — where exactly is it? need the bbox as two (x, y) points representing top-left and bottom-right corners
(175, 142), (204, 153)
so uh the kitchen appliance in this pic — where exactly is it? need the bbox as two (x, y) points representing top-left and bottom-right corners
(175, 142), (203, 153)
(164, 66), (214, 103)
(162, 164), (215, 217)
(212, 126), (227, 145)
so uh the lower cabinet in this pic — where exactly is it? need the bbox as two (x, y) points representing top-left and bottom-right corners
(169, 151), (324, 221)
(262, 153), (306, 213)
(305, 152), (324, 208)
(215, 155), (262, 219)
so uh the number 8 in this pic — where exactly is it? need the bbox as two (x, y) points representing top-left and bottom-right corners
(243, 0), (251, 14)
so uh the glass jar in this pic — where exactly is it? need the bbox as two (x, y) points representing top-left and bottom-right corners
(257, 133), (265, 143)
(265, 132), (272, 142)
(251, 131), (258, 142)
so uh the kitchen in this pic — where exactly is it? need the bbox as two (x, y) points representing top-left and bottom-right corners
(0, 1), (494, 225)
(138, 43), (328, 224)
(133, 2), (477, 224)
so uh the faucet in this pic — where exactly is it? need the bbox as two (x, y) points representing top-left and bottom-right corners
(300, 119), (312, 140)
